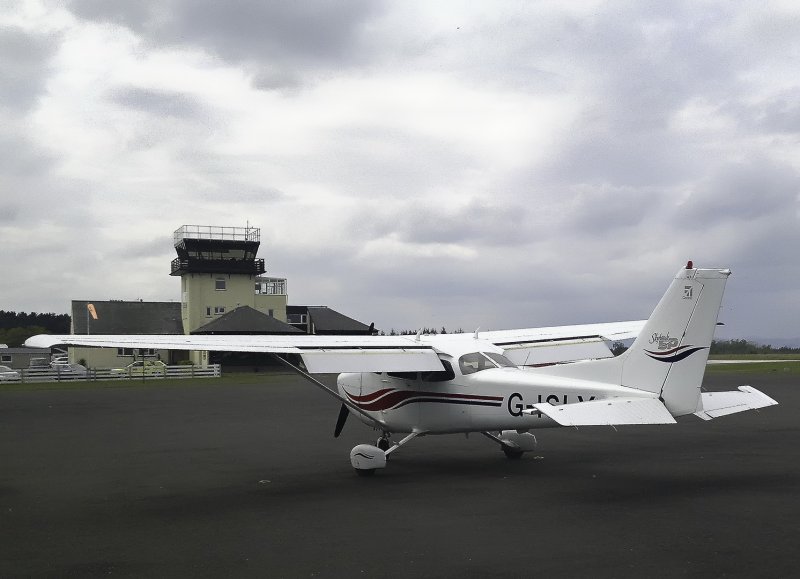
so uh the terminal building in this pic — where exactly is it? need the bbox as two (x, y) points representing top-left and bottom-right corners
(68, 225), (372, 369)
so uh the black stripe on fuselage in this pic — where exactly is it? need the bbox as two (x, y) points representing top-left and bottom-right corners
(391, 397), (504, 410)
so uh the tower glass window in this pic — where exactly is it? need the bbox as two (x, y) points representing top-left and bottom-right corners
(215, 279), (226, 291)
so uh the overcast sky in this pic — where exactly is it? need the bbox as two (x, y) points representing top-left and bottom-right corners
(2, 0), (799, 341)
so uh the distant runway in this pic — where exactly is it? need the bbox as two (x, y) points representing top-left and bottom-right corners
(1, 371), (797, 578)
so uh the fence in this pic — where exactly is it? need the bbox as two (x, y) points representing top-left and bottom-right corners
(1, 364), (222, 383)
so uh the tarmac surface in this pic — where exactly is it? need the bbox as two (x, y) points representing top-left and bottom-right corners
(1, 371), (797, 578)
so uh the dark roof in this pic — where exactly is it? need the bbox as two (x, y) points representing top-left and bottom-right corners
(71, 301), (183, 335)
(191, 306), (302, 335)
(0, 348), (50, 354)
(306, 306), (372, 334)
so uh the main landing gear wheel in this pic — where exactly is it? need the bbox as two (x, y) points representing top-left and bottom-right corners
(502, 446), (524, 460)
(376, 437), (392, 451)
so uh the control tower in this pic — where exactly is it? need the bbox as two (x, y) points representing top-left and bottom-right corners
(172, 225), (288, 335)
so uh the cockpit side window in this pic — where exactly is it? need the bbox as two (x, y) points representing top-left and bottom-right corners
(421, 360), (455, 382)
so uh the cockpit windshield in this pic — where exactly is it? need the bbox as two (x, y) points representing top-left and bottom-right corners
(458, 352), (517, 375)
(484, 352), (516, 368)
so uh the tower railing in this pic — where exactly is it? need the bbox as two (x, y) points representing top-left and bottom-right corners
(174, 225), (260, 245)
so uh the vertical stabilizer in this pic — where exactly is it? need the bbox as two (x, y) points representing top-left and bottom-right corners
(529, 263), (731, 418)
(619, 264), (730, 415)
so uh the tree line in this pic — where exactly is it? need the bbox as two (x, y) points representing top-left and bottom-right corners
(709, 339), (800, 355)
(381, 327), (465, 336)
(0, 310), (70, 347)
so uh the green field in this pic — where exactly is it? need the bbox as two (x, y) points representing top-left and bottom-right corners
(706, 362), (800, 374)
(709, 353), (800, 360)
(706, 358), (800, 374)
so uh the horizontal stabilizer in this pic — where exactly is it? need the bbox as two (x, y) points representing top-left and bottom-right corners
(694, 386), (778, 421)
(527, 397), (676, 426)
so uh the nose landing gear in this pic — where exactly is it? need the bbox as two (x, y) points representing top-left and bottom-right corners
(350, 432), (423, 475)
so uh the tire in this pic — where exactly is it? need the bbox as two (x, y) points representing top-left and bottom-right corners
(503, 446), (524, 460)
(377, 438), (391, 451)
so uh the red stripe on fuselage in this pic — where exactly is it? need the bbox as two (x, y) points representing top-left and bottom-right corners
(344, 388), (395, 403)
(344, 388), (502, 412)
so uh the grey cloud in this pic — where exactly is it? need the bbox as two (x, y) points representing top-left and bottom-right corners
(527, 5), (745, 188)
(0, 204), (20, 224)
(545, 131), (700, 188)
(165, 0), (382, 63)
(753, 91), (800, 135)
(566, 186), (664, 234)
(195, 183), (286, 205)
(0, 130), (56, 178)
(123, 236), (175, 260)
(65, 0), (154, 31)
(110, 87), (202, 119)
(311, 125), (480, 202)
(367, 199), (530, 247)
(68, 0), (386, 88)
(251, 68), (303, 92)
(345, 196), (538, 248)
(0, 26), (59, 111)
(677, 160), (800, 225)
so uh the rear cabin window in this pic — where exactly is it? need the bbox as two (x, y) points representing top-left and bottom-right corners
(459, 353), (491, 375)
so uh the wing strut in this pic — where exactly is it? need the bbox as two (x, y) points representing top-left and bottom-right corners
(270, 354), (386, 430)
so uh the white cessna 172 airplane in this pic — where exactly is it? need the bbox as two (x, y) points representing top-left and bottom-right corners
(27, 262), (777, 475)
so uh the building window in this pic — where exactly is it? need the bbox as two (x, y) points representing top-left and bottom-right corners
(117, 348), (156, 357)
(206, 307), (212, 317)
(215, 278), (226, 291)
(214, 306), (225, 315)
(255, 278), (286, 295)
(268, 309), (274, 317)
(1, 354), (11, 363)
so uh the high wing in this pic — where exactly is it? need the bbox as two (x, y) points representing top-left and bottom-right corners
(477, 320), (646, 365)
(24, 334), (444, 373)
(25, 320), (646, 373)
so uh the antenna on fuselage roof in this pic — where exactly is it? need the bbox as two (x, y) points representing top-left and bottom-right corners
(415, 329), (422, 342)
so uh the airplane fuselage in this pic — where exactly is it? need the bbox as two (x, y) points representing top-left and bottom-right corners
(338, 367), (647, 434)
